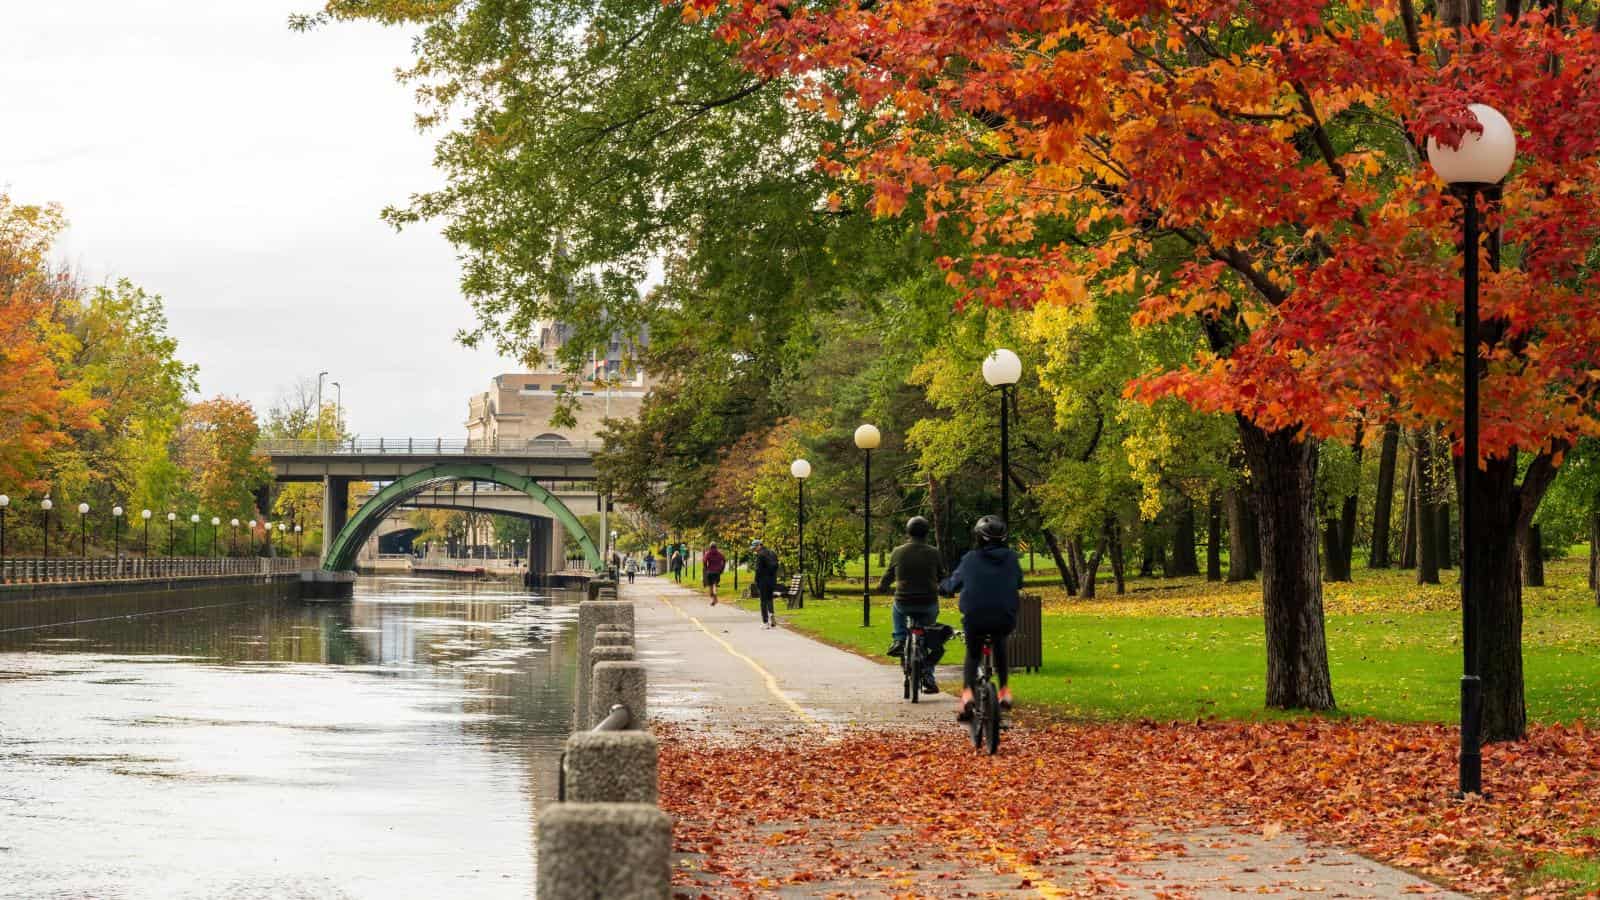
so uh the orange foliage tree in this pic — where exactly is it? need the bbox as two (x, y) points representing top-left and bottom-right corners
(0, 195), (99, 493)
(175, 397), (272, 524)
(686, 0), (1600, 733)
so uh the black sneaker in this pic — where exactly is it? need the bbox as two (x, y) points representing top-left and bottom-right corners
(956, 700), (974, 723)
(920, 675), (940, 695)
(885, 640), (905, 658)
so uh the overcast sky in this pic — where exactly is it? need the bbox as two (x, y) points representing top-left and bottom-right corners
(2, 1), (519, 437)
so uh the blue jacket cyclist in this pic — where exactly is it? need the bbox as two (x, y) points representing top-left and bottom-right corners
(940, 515), (1022, 720)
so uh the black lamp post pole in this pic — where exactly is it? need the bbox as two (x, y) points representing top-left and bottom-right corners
(42, 508), (49, 559)
(80, 511), (87, 558)
(862, 448), (872, 627)
(1454, 183), (1487, 797)
(797, 478), (806, 608)
(143, 519), (149, 556)
(1, 507), (7, 572)
(167, 522), (174, 557)
(1000, 384), (1011, 525)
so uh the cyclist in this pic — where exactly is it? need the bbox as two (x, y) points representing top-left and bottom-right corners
(940, 515), (1022, 721)
(877, 515), (946, 696)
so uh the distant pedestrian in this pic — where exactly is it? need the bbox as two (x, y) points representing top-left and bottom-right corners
(669, 549), (684, 583)
(751, 539), (780, 628)
(625, 557), (638, 584)
(703, 542), (727, 605)
(644, 552), (656, 576)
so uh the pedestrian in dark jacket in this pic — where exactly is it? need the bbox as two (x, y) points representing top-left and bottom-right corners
(940, 516), (1023, 720)
(703, 543), (727, 605)
(751, 539), (781, 627)
(669, 549), (684, 583)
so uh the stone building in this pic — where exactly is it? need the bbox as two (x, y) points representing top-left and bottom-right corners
(464, 321), (650, 446)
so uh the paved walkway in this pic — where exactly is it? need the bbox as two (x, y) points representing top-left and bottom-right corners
(621, 576), (1463, 898)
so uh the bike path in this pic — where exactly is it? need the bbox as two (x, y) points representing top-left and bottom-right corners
(623, 575), (955, 730)
(622, 576), (1464, 898)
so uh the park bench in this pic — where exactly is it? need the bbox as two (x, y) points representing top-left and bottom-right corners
(779, 574), (805, 609)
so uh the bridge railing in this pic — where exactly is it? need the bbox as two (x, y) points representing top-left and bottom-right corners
(0, 556), (308, 585)
(257, 437), (603, 457)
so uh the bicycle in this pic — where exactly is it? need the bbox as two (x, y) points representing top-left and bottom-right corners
(964, 632), (1002, 755)
(901, 623), (927, 703)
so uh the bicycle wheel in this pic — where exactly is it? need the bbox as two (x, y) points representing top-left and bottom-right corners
(982, 681), (1000, 755)
(968, 683), (984, 749)
(908, 634), (922, 703)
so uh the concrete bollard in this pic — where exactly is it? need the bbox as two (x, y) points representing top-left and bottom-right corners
(587, 646), (635, 726)
(564, 730), (659, 803)
(594, 630), (631, 649)
(591, 660), (647, 729)
(576, 601), (634, 730)
(585, 578), (619, 602)
(537, 802), (671, 900)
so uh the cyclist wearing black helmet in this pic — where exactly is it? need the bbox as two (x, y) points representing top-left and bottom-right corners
(877, 516), (947, 695)
(941, 515), (1023, 720)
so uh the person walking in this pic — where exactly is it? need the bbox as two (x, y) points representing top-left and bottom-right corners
(941, 516), (1023, 720)
(751, 539), (780, 628)
(669, 548), (684, 583)
(878, 516), (947, 695)
(702, 542), (727, 605)
(625, 557), (638, 584)
(644, 551), (656, 576)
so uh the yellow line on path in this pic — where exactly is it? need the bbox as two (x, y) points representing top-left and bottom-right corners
(988, 840), (1068, 899)
(656, 592), (816, 724)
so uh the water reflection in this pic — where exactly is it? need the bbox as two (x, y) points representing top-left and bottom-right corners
(0, 576), (580, 899)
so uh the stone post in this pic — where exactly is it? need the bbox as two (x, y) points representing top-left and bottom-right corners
(536, 803), (671, 900)
(587, 645), (634, 726)
(563, 731), (658, 803)
(591, 660), (647, 729)
(576, 601), (633, 728)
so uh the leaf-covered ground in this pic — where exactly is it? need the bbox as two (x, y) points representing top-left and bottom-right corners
(661, 721), (1600, 897)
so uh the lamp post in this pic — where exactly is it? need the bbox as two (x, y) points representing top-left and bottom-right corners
(141, 509), (152, 556)
(982, 349), (1023, 526)
(0, 494), (9, 574)
(78, 502), (90, 557)
(1426, 103), (1515, 798)
(294, 523), (302, 557)
(249, 520), (258, 556)
(791, 458), (811, 608)
(190, 513), (200, 556)
(210, 517), (221, 556)
(230, 519), (240, 556)
(854, 424), (881, 627)
(332, 381), (342, 434)
(278, 522), (287, 556)
(316, 370), (329, 445)
(41, 498), (53, 558)
(167, 512), (176, 556)
(113, 507), (124, 561)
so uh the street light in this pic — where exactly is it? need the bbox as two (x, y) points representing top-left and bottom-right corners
(1427, 102), (1515, 799)
(166, 512), (177, 557)
(230, 518), (240, 556)
(113, 507), (124, 561)
(41, 498), (53, 558)
(791, 458), (811, 608)
(332, 381), (342, 434)
(78, 502), (89, 558)
(982, 348), (1023, 526)
(190, 513), (200, 556)
(294, 523), (302, 557)
(316, 370), (329, 444)
(210, 516), (221, 556)
(0, 494), (9, 574)
(141, 509), (152, 556)
(278, 522), (287, 556)
(854, 423), (881, 627)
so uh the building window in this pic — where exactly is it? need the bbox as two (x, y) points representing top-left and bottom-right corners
(520, 383), (542, 393)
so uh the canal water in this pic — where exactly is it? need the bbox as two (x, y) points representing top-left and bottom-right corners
(0, 576), (581, 898)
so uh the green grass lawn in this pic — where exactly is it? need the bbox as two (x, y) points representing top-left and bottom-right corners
(713, 556), (1600, 723)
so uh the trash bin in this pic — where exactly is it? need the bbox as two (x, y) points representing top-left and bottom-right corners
(1006, 592), (1043, 673)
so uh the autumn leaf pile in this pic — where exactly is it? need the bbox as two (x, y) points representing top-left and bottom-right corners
(661, 720), (1600, 896)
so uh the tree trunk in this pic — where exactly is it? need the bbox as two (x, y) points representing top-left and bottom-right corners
(1399, 454), (1418, 569)
(1226, 488), (1257, 581)
(1436, 501), (1454, 569)
(1243, 494), (1262, 576)
(1154, 542), (1170, 578)
(1067, 536), (1087, 597)
(1172, 497), (1200, 576)
(1139, 539), (1155, 577)
(1413, 430), (1440, 584)
(1240, 420), (1336, 710)
(1339, 430), (1364, 572)
(1109, 519), (1126, 595)
(1322, 515), (1352, 581)
(1206, 491), (1223, 582)
(1520, 523), (1545, 588)
(1369, 422), (1400, 568)
(1080, 526), (1108, 599)
(1041, 528), (1077, 594)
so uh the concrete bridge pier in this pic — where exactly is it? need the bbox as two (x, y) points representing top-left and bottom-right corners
(321, 476), (351, 561)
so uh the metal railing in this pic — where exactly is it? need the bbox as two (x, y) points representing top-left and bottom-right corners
(257, 437), (602, 457)
(0, 556), (308, 585)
